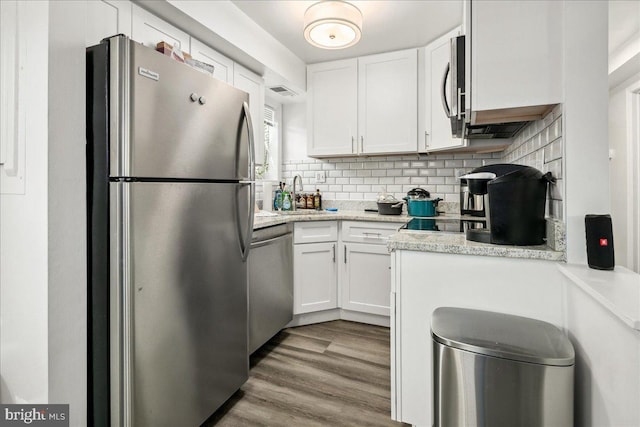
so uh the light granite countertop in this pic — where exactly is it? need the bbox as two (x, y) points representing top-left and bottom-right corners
(389, 230), (566, 262)
(254, 209), (566, 262)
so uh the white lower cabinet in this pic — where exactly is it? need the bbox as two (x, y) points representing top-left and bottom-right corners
(293, 222), (338, 314)
(292, 220), (395, 318)
(339, 221), (397, 316)
(293, 242), (338, 314)
(341, 243), (391, 316)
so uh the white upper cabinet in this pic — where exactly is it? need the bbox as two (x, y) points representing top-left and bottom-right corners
(233, 64), (265, 165)
(470, 0), (562, 116)
(307, 50), (418, 157)
(131, 3), (190, 53)
(307, 59), (358, 157)
(190, 38), (234, 84)
(85, 0), (132, 47)
(358, 49), (418, 154)
(419, 27), (466, 152)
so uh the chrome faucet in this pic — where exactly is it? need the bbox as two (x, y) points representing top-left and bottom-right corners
(292, 174), (303, 211)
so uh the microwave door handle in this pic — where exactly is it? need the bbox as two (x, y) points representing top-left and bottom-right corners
(441, 62), (451, 117)
(450, 38), (458, 118)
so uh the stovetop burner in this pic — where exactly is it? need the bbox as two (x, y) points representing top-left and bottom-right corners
(401, 217), (487, 233)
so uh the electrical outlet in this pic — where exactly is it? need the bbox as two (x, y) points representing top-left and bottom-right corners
(315, 171), (326, 183)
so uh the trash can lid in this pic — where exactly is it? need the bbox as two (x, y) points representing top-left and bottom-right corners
(431, 307), (575, 366)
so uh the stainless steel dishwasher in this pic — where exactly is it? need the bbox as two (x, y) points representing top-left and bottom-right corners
(248, 223), (293, 354)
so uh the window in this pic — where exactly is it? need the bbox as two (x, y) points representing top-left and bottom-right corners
(257, 103), (280, 180)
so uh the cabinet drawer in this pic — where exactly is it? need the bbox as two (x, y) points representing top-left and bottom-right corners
(294, 221), (338, 244)
(341, 221), (401, 244)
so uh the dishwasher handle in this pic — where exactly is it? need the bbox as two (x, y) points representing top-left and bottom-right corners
(250, 232), (292, 249)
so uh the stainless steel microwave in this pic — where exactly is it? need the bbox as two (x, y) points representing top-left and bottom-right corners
(444, 35), (528, 139)
(442, 35), (466, 138)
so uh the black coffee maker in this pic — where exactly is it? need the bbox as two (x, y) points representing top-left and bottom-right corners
(460, 164), (554, 245)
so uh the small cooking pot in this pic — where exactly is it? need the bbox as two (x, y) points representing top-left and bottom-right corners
(376, 200), (404, 215)
(405, 187), (430, 200)
(403, 195), (442, 217)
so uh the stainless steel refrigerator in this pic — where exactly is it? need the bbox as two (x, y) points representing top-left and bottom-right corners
(86, 35), (255, 426)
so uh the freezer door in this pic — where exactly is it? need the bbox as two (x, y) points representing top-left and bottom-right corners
(108, 36), (251, 180)
(109, 181), (249, 427)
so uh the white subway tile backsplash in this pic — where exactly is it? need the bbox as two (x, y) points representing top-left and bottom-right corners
(445, 160), (463, 168)
(419, 168), (436, 176)
(283, 150), (496, 204)
(500, 106), (564, 219)
(410, 177), (428, 185)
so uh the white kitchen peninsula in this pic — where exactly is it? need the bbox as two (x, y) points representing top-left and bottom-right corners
(389, 238), (565, 426)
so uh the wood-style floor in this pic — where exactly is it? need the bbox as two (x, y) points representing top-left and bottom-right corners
(204, 320), (408, 426)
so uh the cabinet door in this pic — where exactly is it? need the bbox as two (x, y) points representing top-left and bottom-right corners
(358, 49), (418, 154)
(294, 242), (338, 314)
(85, 0), (132, 47)
(419, 27), (467, 152)
(341, 243), (391, 316)
(190, 38), (234, 84)
(233, 64), (265, 166)
(307, 59), (358, 156)
(131, 3), (190, 53)
(471, 0), (562, 112)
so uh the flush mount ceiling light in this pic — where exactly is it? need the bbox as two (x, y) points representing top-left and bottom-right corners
(304, 0), (363, 50)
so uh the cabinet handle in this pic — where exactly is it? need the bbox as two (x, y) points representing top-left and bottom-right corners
(344, 245), (347, 263)
(457, 87), (464, 120)
(351, 136), (355, 153)
(332, 244), (336, 263)
(424, 131), (429, 149)
(360, 136), (364, 153)
(363, 232), (382, 237)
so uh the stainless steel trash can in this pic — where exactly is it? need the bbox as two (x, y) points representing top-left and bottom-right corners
(432, 307), (575, 427)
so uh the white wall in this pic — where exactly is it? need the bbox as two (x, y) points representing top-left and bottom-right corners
(609, 73), (640, 271)
(0, 2), (87, 425)
(563, 1), (610, 264)
(47, 1), (87, 424)
(564, 275), (640, 426)
(0, 1), (50, 404)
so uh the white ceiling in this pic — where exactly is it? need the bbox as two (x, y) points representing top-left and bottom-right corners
(230, 0), (463, 64)
(609, 0), (640, 54)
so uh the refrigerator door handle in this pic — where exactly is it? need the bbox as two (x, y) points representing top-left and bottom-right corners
(239, 102), (255, 261)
